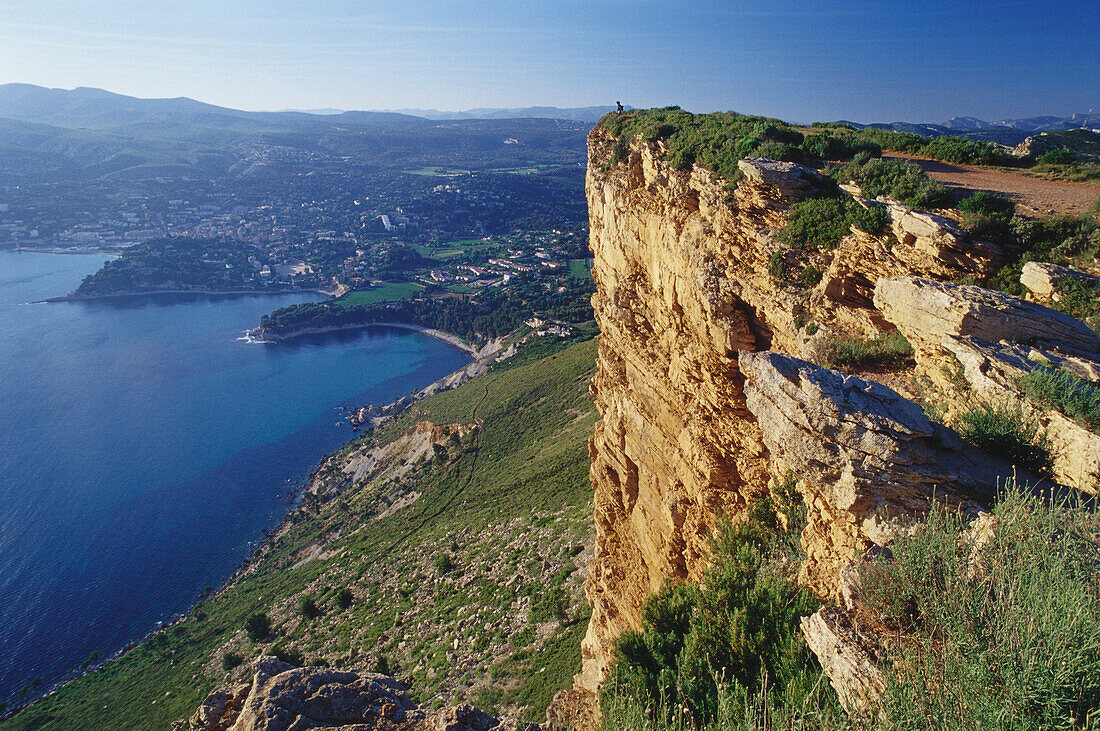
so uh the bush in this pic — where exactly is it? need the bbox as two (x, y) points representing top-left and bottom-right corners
(244, 612), (271, 642)
(958, 191), (1015, 220)
(797, 266), (822, 289)
(847, 200), (889, 234)
(270, 642), (304, 667)
(221, 652), (243, 672)
(779, 197), (851, 249)
(1040, 147), (1079, 165)
(373, 655), (393, 675)
(334, 587), (354, 610)
(831, 157), (953, 209)
(821, 331), (913, 369)
(863, 485), (1100, 729)
(955, 402), (1050, 475)
(601, 489), (829, 728)
(767, 251), (788, 283)
(1053, 277), (1100, 333)
(433, 552), (455, 574)
(297, 596), (320, 620)
(1018, 367), (1100, 432)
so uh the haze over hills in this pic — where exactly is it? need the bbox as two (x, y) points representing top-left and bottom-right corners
(839, 112), (1100, 146)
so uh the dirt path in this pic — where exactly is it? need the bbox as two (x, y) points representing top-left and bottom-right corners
(884, 152), (1099, 217)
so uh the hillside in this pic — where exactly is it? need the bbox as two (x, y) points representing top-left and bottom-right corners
(0, 335), (598, 730)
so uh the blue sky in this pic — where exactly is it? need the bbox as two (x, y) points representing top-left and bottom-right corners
(1, 0), (1096, 122)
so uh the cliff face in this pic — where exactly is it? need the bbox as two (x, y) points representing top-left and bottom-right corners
(575, 129), (1005, 695)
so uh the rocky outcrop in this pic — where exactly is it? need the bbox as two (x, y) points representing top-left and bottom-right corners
(574, 129), (1006, 706)
(873, 275), (1100, 493)
(189, 657), (536, 731)
(874, 276), (1100, 360)
(1020, 260), (1100, 299)
(738, 350), (1007, 596)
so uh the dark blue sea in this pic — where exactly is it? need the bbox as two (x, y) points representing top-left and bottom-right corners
(0, 251), (471, 703)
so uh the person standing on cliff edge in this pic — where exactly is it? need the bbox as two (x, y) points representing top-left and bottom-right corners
(616, 101), (624, 114)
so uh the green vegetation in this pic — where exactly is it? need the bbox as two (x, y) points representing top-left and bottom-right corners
(567, 258), (592, 280)
(601, 480), (839, 730)
(1052, 276), (1100, 333)
(862, 485), (1100, 729)
(955, 402), (1051, 475)
(957, 190), (1016, 219)
(2, 337), (599, 729)
(820, 331), (913, 370)
(779, 196), (890, 251)
(334, 282), (426, 308)
(598, 107), (808, 180)
(828, 156), (953, 209)
(840, 127), (1016, 167)
(261, 276), (595, 345)
(1018, 367), (1100, 433)
(245, 612), (272, 642)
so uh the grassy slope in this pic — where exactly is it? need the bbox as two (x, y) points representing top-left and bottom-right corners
(2, 336), (598, 730)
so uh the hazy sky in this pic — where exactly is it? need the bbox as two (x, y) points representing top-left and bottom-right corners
(1, 0), (1097, 123)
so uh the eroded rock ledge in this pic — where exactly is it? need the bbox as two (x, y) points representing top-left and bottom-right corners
(569, 127), (1100, 724)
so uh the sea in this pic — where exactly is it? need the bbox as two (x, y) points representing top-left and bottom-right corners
(0, 250), (471, 704)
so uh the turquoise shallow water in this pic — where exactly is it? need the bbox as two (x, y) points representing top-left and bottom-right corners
(0, 251), (470, 702)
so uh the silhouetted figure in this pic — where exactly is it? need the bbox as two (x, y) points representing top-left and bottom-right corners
(616, 101), (624, 114)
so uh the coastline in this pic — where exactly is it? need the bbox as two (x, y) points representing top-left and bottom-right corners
(258, 321), (481, 356)
(2, 319), (488, 717)
(41, 287), (335, 304)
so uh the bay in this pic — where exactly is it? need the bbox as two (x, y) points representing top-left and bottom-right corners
(0, 251), (470, 703)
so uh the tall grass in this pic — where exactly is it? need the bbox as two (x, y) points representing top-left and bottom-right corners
(862, 484), (1100, 731)
(955, 402), (1052, 475)
(820, 331), (913, 370)
(1018, 368), (1100, 433)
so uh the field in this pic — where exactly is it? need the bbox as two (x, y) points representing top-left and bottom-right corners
(567, 258), (592, 280)
(1, 336), (599, 730)
(334, 282), (425, 308)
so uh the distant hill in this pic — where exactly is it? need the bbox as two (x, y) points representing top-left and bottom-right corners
(382, 105), (625, 122)
(837, 113), (1100, 146)
(0, 85), (592, 183)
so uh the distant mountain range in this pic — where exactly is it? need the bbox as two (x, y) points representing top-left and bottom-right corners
(837, 113), (1099, 146)
(0, 84), (592, 185)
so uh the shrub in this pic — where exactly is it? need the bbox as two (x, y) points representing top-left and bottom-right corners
(601, 490), (829, 728)
(779, 197), (851, 249)
(846, 200), (889, 234)
(244, 612), (271, 642)
(270, 643), (304, 667)
(1018, 367), (1100, 432)
(821, 331), (913, 369)
(958, 191), (1015, 220)
(1040, 147), (1079, 165)
(768, 251), (788, 283)
(797, 266), (822, 289)
(831, 157), (953, 209)
(863, 485), (1100, 729)
(221, 652), (243, 672)
(373, 655), (392, 675)
(955, 402), (1050, 475)
(297, 596), (320, 620)
(334, 587), (354, 610)
(433, 552), (455, 574)
(1052, 277), (1100, 333)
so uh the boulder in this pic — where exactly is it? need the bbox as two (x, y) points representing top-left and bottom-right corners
(738, 350), (1005, 597)
(874, 275), (1100, 358)
(189, 657), (535, 731)
(1020, 260), (1100, 299)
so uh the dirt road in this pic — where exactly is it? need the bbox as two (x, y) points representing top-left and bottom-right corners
(884, 152), (1099, 217)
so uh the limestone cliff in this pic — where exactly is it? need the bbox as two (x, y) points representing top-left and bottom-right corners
(573, 127), (1030, 705)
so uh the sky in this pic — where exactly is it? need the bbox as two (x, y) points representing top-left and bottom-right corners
(0, 0), (1097, 124)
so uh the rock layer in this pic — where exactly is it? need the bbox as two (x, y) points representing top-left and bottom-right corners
(575, 130), (1006, 701)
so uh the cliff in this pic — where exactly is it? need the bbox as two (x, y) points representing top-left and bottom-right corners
(571, 125), (1099, 716)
